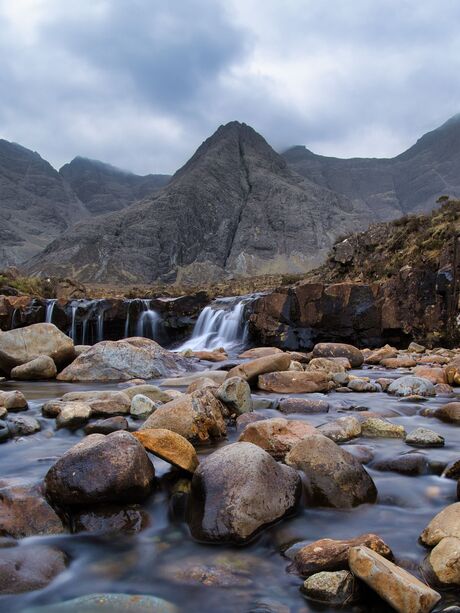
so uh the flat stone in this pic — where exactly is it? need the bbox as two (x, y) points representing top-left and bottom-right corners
(23, 593), (177, 612)
(60, 390), (131, 416)
(278, 398), (329, 414)
(312, 343), (364, 367)
(0, 545), (67, 595)
(406, 427), (444, 447)
(257, 370), (329, 393)
(360, 417), (406, 438)
(133, 428), (199, 473)
(226, 353), (291, 383)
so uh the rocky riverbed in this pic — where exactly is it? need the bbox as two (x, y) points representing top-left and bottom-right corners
(0, 324), (459, 612)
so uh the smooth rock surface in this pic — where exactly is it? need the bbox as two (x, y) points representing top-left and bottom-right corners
(238, 417), (316, 460)
(10, 355), (57, 380)
(133, 428), (199, 473)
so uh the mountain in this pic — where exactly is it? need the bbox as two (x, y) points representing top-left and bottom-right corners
(25, 122), (368, 284)
(59, 157), (170, 215)
(283, 114), (460, 220)
(0, 139), (88, 266)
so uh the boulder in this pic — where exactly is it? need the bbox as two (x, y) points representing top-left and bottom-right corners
(133, 429), (199, 473)
(432, 402), (460, 424)
(360, 417), (406, 438)
(141, 389), (226, 444)
(365, 345), (398, 365)
(122, 384), (179, 403)
(215, 377), (252, 415)
(318, 416), (361, 443)
(420, 503), (460, 546)
(429, 537), (460, 586)
(44, 431), (155, 505)
(408, 341), (426, 353)
(0, 323), (74, 375)
(192, 349), (228, 362)
(187, 442), (301, 543)
(405, 427), (444, 447)
(312, 343), (364, 368)
(371, 453), (429, 476)
(347, 378), (380, 392)
(162, 370), (227, 387)
(413, 366), (447, 384)
(0, 545), (67, 595)
(278, 398), (329, 414)
(60, 390), (131, 416)
(187, 377), (218, 393)
(238, 347), (283, 359)
(285, 433), (377, 508)
(10, 355), (57, 380)
(293, 533), (392, 576)
(130, 394), (158, 419)
(84, 416), (129, 435)
(23, 594), (177, 612)
(257, 370), (329, 393)
(307, 358), (346, 374)
(387, 376), (435, 397)
(226, 353), (291, 383)
(238, 418), (316, 460)
(380, 357), (417, 369)
(302, 570), (359, 606)
(442, 459), (460, 480)
(7, 415), (40, 437)
(56, 402), (92, 430)
(57, 337), (191, 382)
(0, 390), (27, 411)
(349, 546), (441, 613)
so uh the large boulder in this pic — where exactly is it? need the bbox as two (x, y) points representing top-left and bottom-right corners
(187, 442), (301, 543)
(238, 417), (316, 460)
(285, 433), (377, 508)
(0, 545), (67, 595)
(44, 431), (155, 505)
(226, 353), (291, 383)
(216, 377), (252, 415)
(312, 343), (364, 368)
(0, 390), (27, 410)
(10, 355), (57, 380)
(0, 323), (74, 374)
(387, 375), (435, 397)
(57, 337), (192, 382)
(257, 370), (329, 393)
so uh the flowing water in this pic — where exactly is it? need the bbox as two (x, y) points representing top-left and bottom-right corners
(0, 361), (459, 612)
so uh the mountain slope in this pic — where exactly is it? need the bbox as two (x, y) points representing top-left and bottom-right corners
(0, 139), (88, 266)
(283, 115), (460, 221)
(59, 157), (170, 215)
(25, 122), (367, 284)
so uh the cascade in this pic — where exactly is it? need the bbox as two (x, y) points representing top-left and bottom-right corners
(45, 299), (57, 324)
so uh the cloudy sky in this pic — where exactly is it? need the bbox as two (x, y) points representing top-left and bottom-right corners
(1, 0), (459, 175)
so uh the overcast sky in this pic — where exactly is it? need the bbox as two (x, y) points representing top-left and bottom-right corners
(1, 0), (459, 175)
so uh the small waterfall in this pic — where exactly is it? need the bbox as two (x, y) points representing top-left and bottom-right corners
(45, 299), (57, 324)
(67, 299), (109, 344)
(70, 303), (79, 341)
(135, 300), (162, 340)
(124, 301), (132, 338)
(178, 294), (257, 352)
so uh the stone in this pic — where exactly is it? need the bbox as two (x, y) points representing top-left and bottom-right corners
(238, 418), (316, 460)
(0, 545), (67, 595)
(293, 534), (392, 576)
(162, 370), (227, 387)
(318, 416), (361, 442)
(42, 399), (63, 417)
(380, 357), (417, 368)
(236, 412), (266, 430)
(23, 593), (177, 612)
(226, 353), (291, 383)
(133, 428), (199, 473)
(84, 416), (129, 435)
(419, 355), (450, 365)
(216, 376), (252, 415)
(74, 344), (91, 356)
(285, 434), (377, 508)
(278, 398), (329, 414)
(371, 453), (429, 476)
(442, 459), (460, 480)
(122, 384), (180, 403)
(413, 366), (447, 384)
(239, 347), (284, 359)
(307, 357), (346, 374)
(406, 427), (444, 447)
(192, 348), (228, 362)
(347, 378), (380, 392)
(44, 431), (155, 506)
(187, 442), (301, 543)
(433, 402), (460, 424)
(60, 390), (131, 416)
(375, 377), (393, 391)
(0, 323), (74, 375)
(187, 377), (218, 393)
(312, 343), (364, 368)
(57, 337), (191, 382)
(70, 504), (149, 535)
(0, 420), (10, 443)
(420, 503), (460, 546)
(365, 345), (398, 364)
(434, 383), (454, 396)
(141, 388), (226, 444)
(130, 394), (158, 419)
(257, 370), (329, 393)
(409, 341), (426, 353)
(387, 376), (435, 397)
(429, 537), (460, 586)
(10, 355), (57, 380)
(349, 545), (441, 613)
(360, 417), (406, 438)
(56, 402), (92, 430)
(7, 415), (41, 437)
(0, 479), (64, 538)
(302, 570), (359, 605)
(0, 390), (28, 410)
(289, 360), (303, 371)
(342, 444), (375, 464)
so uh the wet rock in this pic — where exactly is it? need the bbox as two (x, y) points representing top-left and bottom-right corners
(187, 377), (218, 393)
(0, 323), (74, 375)
(307, 357), (346, 374)
(341, 444), (375, 464)
(258, 370), (329, 393)
(133, 428), (199, 473)
(74, 344), (91, 356)
(60, 390), (131, 416)
(130, 394), (158, 419)
(23, 593), (177, 612)
(192, 348), (228, 362)
(44, 431), (155, 505)
(420, 503), (460, 546)
(293, 533), (392, 576)
(433, 403), (460, 424)
(236, 412), (266, 430)
(216, 376), (252, 415)
(380, 357), (417, 368)
(371, 453), (429, 476)
(7, 415), (41, 436)
(409, 342), (426, 353)
(0, 390), (28, 411)
(84, 416), (129, 435)
(0, 479), (64, 538)
(187, 442), (301, 543)
(413, 366), (447, 384)
(163, 370), (227, 387)
(239, 347), (284, 359)
(238, 417), (316, 460)
(0, 420), (10, 443)
(442, 459), (460, 480)
(434, 383), (454, 396)
(226, 353), (291, 383)
(406, 427), (444, 447)
(375, 377), (392, 392)
(312, 343), (364, 368)
(347, 378), (380, 392)
(57, 338), (191, 382)
(141, 389), (226, 445)
(10, 355), (57, 380)
(56, 402), (92, 430)
(278, 398), (329, 415)
(0, 545), (67, 594)
(70, 504), (149, 535)
(387, 376), (435, 397)
(318, 416), (361, 442)
(285, 433), (377, 508)
(302, 570), (360, 605)
(360, 417), (406, 438)
(122, 384), (180, 404)
(365, 345), (398, 365)
(42, 399), (63, 417)
(349, 545), (441, 613)
(332, 372), (350, 386)
(429, 537), (460, 585)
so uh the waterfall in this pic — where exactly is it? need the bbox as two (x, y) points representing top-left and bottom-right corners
(45, 299), (57, 324)
(67, 299), (108, 344)
(70, 302), (79, 341)
(135, 300), (162, 340)
(124, 300), (132, 338)
(178, 294), (257, 352)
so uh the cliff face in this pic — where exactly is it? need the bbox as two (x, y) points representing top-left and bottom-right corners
(25, 122), (366, 284)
